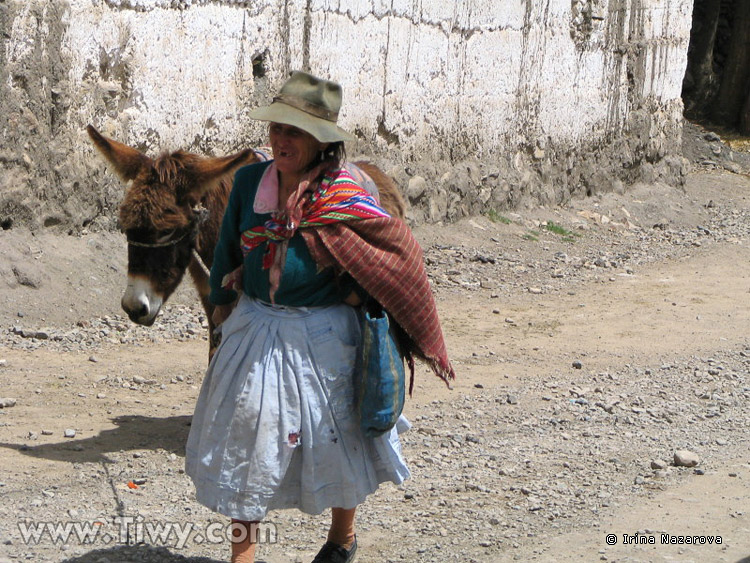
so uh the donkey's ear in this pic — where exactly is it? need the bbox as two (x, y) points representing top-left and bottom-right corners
(188, 148), (260, 196)
(87, 125), (152, 182)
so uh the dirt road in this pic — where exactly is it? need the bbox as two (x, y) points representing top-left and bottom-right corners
(0, 169), (748, 563)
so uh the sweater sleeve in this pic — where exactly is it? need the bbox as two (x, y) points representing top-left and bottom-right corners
(209, 175), (244, 305)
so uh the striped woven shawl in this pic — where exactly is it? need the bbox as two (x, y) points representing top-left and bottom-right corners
(235, 165), (455, 389)
(302, 218), (456, 392)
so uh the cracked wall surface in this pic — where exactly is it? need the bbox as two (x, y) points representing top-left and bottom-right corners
(0, 0), (693, 230)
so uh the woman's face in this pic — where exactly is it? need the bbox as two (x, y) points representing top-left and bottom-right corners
(269, 123), (327, 179)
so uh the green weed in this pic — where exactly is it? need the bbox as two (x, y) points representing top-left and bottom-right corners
(487, 209), (512, 224)
(544, 221), (578, 237)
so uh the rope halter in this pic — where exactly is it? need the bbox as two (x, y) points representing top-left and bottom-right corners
(125, 204), (209, 248)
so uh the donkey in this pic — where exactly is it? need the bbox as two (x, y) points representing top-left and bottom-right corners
(87, 125), (406, 355)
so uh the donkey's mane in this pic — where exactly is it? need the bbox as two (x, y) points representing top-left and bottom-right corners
(153, 150), (201, 187)
(119, 150), (206, 232)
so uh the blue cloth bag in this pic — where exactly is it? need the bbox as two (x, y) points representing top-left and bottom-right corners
(355, 306), (406, 438)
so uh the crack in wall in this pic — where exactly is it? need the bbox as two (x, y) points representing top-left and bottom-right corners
(100, 0), (268, 17)
(317, 6), (515, 38)
(301, 0), (311, 72)
(279, 0), (290, 77)
(379, 0), (392, 135)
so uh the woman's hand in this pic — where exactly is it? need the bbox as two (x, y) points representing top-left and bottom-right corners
(344, 291), (363, 307)
(212, 304), (234, 326)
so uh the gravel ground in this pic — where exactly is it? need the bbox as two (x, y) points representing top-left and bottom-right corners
(0, 135), (749, 562)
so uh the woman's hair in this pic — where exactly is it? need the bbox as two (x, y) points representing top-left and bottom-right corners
(303, 141), (346, 182)
(318, 141), (346, 169)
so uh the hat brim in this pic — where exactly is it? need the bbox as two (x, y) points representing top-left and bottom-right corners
(249, 102), (356, 143)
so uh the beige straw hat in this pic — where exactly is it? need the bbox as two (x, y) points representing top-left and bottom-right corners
(249, 71), (356, 143)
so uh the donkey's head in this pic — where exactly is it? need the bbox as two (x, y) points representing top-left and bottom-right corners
(87, 125), (256, 325)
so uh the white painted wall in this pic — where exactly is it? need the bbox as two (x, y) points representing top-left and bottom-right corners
(0, 0), (694, 228)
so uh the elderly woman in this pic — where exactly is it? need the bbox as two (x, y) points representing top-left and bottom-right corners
(185, 71), (454, 563)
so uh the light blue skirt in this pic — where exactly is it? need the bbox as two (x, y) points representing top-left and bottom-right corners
(185, 296), (410, 521)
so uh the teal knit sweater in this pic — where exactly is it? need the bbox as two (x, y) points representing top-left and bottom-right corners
(209, 161), (358, 307)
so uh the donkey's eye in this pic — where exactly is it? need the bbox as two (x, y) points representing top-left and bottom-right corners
(155, 230), (176, 244)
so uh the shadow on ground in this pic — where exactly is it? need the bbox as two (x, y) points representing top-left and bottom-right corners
(0, 414), (192, 464)
(60, 544), (230, 562)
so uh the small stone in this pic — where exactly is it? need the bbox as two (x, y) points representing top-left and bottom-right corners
(0, 398), (17, 408)
(634, 475), (645, 485)
(694, 468), (705, 475)
(133, 376), (146, 384)
(572, 361), (583, 369)
(506, 394), (518, 405)
(673, 450), (700, 467)
(12, 265), (43, 288)
(715, 438), (727, 446)
(528, 287), (542, 294)
(724, 162), (742, 174)
(41, 429), (53, 436)
(650, 459), (668, 470)
(0, 359), (6, 367)
(406, 176), (427, 201)
(89, 356), (98, 363)
(96, 393), (106, 399)
(64, 429), (76, 438)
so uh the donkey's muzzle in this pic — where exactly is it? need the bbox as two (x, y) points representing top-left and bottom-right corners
(122, 276), (162, 326)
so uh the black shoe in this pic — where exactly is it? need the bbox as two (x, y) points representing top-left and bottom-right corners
(311, 536), (357, 563)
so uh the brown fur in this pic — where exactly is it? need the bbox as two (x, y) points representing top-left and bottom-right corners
(354, 161), (407, 221)
(87, 125), (407, 358)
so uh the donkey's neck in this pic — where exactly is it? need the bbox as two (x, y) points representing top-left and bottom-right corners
(187, 175), (234, 298)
